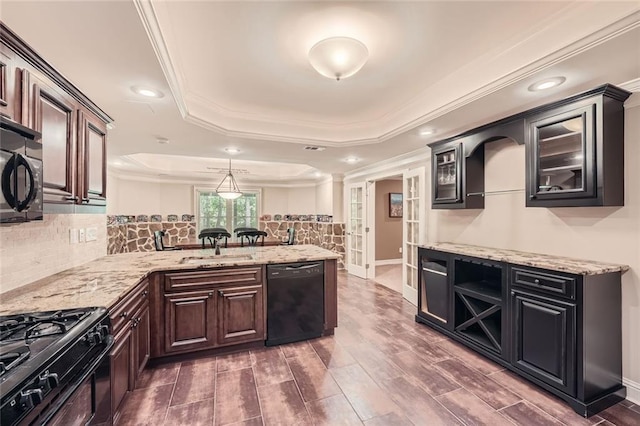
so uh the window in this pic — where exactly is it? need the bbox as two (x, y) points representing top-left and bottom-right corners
(195, 188), (260, 234)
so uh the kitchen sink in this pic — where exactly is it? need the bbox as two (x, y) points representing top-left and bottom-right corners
(180, 254), (254, 265)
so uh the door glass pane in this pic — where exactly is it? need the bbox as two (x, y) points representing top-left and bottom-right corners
(537, 116), (584, 193)
(435, 150), (457, 200)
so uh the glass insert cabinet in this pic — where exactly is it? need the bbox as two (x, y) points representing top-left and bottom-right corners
(525, 85), (629, 207)
(433, 145), (460, 203)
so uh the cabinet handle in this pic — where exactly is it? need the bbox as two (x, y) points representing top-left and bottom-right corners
(529, 195), (537, 200)
(142, 290), (148, 297)
(218, 290), (225, 296)
(534, 279), (540, 284)
(511, 291), (515, 296)
(120, 311), (128, 318)
(64, 196), (79, 202)
(82, 197), (90, 203)
(208, 292), (213, 298)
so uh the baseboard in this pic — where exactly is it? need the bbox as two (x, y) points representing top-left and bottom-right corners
(375, 259), (402, 266)
(623, 377), (640, 404)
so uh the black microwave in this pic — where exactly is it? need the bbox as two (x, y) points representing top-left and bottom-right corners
(0, 117), (43, 224)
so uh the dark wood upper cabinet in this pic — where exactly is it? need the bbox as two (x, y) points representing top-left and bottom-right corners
(429, 119), (524, 209)
(526, 85), (631, 207)
(78, 110), (107, 206)
(1, 21), (112, 212)
(23, 69), (76, 204)
(0, 43), (18, 122)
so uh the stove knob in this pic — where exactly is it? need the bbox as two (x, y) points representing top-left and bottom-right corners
(19, 389), (43, 409)
(87, 331), (103, 344)
(38, 372), (59, 390)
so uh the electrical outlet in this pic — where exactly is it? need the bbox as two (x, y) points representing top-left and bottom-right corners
(78, 228), (86, 243)
(69, 229), (78, 244)
(399, 247), (403, 253)
(85, 227), (98, 242)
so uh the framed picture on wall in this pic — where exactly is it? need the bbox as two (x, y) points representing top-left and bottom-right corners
(389, 193), (403, 217)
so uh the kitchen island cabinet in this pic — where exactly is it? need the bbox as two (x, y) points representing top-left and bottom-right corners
(0, 245), (340, 424)
(416, 243), (628, 417)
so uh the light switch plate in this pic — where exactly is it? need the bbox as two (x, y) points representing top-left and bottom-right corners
(86, 227), (98, 242)
(78, 228), (86, 243)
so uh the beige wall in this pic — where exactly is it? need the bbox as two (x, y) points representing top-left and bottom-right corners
(0, 214), (107, 293)
(427, 99), (640, 399)
(375, 179), (403, 261)
(315, 180), (333, 214)
(108, 175), (346, 219)
(107, 177), (193, 216)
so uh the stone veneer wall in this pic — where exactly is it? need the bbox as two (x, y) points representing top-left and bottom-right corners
(107, 222), (196, 254)
(260, 221), (345, 269)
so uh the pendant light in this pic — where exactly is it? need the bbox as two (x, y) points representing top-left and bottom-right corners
(216, 159), (243, 199)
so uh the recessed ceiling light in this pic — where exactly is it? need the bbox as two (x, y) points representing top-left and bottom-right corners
(313, 171), (322, 177)
(131, 85), (164, 98)
(225, 147), (241, 154)
(345, 157), (360, 164)
(419, 128), (435, 136)
(157, 137), (169, 144)
(528, 77), (566, 92)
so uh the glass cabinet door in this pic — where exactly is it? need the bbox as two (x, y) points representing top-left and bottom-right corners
(529, 104), (595, 201)
(433, 144), (461, 203)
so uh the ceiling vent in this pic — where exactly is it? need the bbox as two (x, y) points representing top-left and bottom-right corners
(304, 146), (326, 151)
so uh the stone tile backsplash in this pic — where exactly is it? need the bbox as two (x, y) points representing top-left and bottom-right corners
(0, 214), (107, 294)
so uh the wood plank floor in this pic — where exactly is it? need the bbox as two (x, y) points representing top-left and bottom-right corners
(117, 272), (640, 426)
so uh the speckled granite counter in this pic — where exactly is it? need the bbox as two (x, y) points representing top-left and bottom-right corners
(422, 242), (629, 275)
(0, 245), (340, 315)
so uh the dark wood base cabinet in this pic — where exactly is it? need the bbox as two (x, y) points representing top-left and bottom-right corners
(416, 246), (625, 417)
(108, 279), (150, 424)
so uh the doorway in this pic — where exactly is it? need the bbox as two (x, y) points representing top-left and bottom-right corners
(371, 176), (403, 293)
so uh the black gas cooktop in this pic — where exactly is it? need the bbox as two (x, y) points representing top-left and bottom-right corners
(0, 307), (111, 426)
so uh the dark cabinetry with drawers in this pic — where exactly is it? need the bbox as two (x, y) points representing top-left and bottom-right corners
(416, 245), (625, 417)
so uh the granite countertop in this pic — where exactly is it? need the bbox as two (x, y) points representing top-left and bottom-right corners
(0, 245), (340, 316)
(422, 242), (629, 275)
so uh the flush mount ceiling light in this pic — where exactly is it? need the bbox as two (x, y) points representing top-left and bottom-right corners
(419, 128), (435, 136)
(345, 157), (360, 164)
(156, 137), (169, 144)
(131, 85), (164, 98)
(528, 77), (566, 92)
(308, 37), (369, 81)
(216, 158), (243, 200)
(224, 147), (241, 154)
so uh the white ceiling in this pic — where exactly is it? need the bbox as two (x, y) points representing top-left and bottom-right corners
(1, 1), (639, 184)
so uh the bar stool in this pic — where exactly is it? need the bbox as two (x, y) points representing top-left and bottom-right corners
(237, 229), (268, 247)
(198, 228), (231, 249)
(153, 230), (182, 251)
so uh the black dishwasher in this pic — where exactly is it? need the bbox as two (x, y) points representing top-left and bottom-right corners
(266, 261), (324, 346)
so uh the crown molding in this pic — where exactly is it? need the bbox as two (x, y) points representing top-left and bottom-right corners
(133, 0), (189, 118)
(109, 168), (326, 188)
(136, 2), (639, 146)
(344, 146), (430, 182)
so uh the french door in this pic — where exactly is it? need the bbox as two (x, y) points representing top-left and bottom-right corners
(402, 167), (426, 305)
(346, 182), (367, 279)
